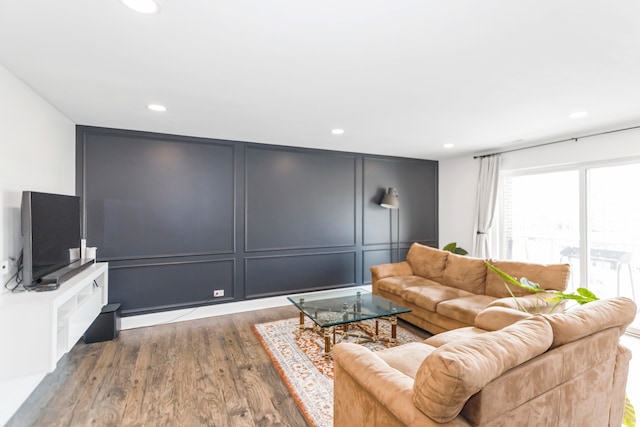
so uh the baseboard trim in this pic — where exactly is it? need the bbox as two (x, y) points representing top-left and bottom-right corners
(121, 296), (288, 330)
(120, 285), (373, 330)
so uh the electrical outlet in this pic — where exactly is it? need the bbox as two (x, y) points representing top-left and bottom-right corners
(1, 260), (8, 275)
(213, 289), (224, 297)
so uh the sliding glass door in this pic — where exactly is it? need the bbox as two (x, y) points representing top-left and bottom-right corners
(586, 165), (639, 332)
(500, 162), (640, 335)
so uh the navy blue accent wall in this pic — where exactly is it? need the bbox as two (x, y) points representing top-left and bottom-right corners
(76, 126), (438, 316)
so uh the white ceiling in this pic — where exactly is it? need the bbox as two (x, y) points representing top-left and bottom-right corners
(1, 0), (640, 160)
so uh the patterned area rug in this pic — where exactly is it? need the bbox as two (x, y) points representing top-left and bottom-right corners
(253, 316), (425, 427)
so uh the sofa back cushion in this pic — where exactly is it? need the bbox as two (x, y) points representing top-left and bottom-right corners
(541, 296), (637, 349)
(412, 316), (552, 423)
(406, 243), (448, 282)
(484, 260), (570, 298)
(442, 253), (487, 294)
(474, 306), (531, 331)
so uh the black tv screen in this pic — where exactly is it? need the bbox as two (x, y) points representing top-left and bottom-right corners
(21, 191), (81, 288)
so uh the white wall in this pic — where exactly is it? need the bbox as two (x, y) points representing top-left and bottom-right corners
(438, 126), (640, 258)
(438, 156), (479, 254)
(0, 64), (75, 292)
(0, 63), (75, 426)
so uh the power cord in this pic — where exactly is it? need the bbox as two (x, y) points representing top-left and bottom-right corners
(157, 294), (218, 325)
(4, 251), (25, 293)
(3, 271), (21, 292)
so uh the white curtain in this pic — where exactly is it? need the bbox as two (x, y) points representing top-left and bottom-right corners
(472, 155), (501, 258)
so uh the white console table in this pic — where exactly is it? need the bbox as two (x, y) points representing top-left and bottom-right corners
(0, 262), (108, 380)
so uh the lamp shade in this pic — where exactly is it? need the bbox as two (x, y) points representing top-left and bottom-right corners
(380, 187), (399, 209)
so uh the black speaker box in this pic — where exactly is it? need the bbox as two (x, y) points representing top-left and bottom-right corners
(84, 303), (121, 344)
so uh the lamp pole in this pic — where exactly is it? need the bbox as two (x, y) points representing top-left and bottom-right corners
(397, 207), (400, 262)
(380, 187), (400, 262)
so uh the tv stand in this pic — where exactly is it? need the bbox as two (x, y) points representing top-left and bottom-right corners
(0, 263), (108, 380)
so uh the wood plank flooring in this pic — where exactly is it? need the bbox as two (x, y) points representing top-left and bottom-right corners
(7, 306), (310, 427)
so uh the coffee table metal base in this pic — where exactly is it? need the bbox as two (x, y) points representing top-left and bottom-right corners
(297, 312), (399, 357)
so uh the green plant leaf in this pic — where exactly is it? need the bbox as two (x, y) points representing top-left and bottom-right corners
(623, 394), (636, 427)
(551, 291), (598, 305)
(453, 247), (469, 256)
(443, 242), (456, 252)
(519, 277), (543, 291)
(576, 287), (599, 300)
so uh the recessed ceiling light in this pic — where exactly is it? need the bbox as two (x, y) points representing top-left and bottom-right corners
(331, 129), (344, 135)
(147, 104), (166, 112)
(568, 111), (588, 119)
(443, 143), (454, 149)
(121, 0), (159, 14)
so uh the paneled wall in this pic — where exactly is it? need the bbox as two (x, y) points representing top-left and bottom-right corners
(77, 126), (438, 316)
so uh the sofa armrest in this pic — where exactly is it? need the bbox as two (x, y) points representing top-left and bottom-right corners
(488, 293), (565, 314)
(370, 261), (414, 284)
(609, 344), (632, 427)
(333, 343), (471, 427)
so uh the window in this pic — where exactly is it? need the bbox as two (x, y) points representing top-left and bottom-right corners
(586, 164), (640, 302)
(501, 170), (579, 266)
(499, 161), (639, 334)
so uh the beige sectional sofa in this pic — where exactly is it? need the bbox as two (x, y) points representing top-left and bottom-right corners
(371, 242), (571, 334)
(334, 296), (637, 426)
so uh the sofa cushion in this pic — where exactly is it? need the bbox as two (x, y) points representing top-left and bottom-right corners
(485, 260), (570, 298)
(488, 293), (561, 313)
(423, 327), (487, 348)
(401, 285), (473, 312)
(436, 295), (497, 325)
(541, 296), (637, 349)
(406, 243), (448, 282)
(376, 342), (435, 379)
(376, 276), (437, 297)
(413, 316), (553, 423)
(474, 306), (531, 331)
(442, 253), (487, 294)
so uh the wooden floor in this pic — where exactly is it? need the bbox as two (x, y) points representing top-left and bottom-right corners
(8, 306), (310, 427)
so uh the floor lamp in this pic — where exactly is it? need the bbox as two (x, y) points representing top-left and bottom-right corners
(380, 187), (400, 262)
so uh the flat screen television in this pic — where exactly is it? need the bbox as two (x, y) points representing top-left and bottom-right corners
(21, 191), (92, 290)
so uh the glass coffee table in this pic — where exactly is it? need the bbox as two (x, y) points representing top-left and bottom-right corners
(287, 288), (411, 357)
